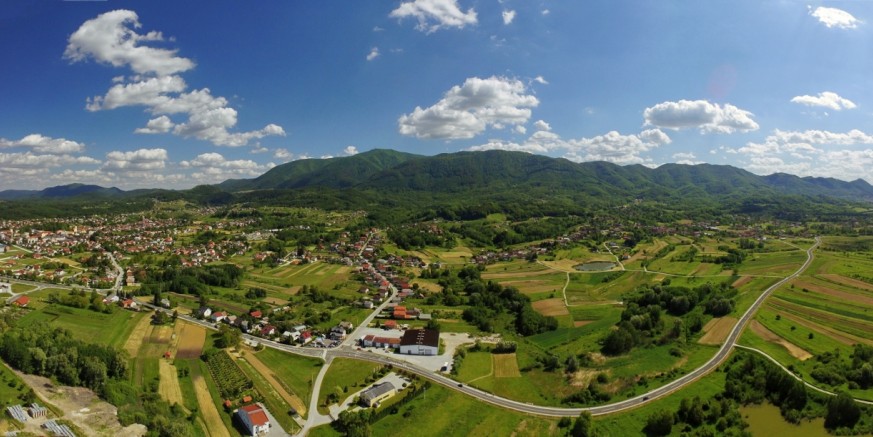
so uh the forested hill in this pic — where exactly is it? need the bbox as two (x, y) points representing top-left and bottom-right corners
(218, 148), (873, 202)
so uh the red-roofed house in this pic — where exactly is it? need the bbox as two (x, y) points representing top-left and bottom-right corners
(250, 310), (263, 319)
(236, 403), (271, 435)
(11, 295), (29, 307)
(383, 320), (397, 330)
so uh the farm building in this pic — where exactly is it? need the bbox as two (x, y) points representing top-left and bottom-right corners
(11, 295), (29, 307)
(399, 329), (439, 355)
(360, 382), (396, 407)
(236, 403), (271, 435)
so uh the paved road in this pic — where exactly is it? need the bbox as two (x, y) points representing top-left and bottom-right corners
(21, 236), (867, 424)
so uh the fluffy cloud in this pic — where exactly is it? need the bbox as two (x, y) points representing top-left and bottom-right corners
(180, 152), (273, 181)
(274, 148), (294, 161)
(469, 128), (670, 165)
(502, 10), (516, 25)
(643, 99), (759, 134)
(0, 134), (86, 154)
(736, 129), (873, 181)
(533, 76), (548, 85)
(343, 146), (359, 156)
(70, 10), (284, 147)
(64, 9), (194, 76)
(398, 76), (539, 139)
(534, 120), (551, 131)
(134, 115), (175, 134)
(390, 0), (478, 33)
(790, 91), (856, 111)
(103, 148), (167, 171)
(0, 152), (99, 168)
(672, 152), (702, 165)
(810, 6), (861, 29)
(366, 47), (380, 61)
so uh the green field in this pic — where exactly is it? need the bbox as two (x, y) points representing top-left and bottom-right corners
(317, 358), (383, 414)
(253, 348), (323, 410)
(234, 353), (300, 434)
(16, 303), (146, 347)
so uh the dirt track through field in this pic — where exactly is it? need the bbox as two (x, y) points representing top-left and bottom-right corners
(697, 317), (737, 345)
(749, 320), (812, 360)
(791, 279), (873, 306)
(247, 350), (307, 415)
(123, 314), (152, 357)
(158, 359), (186, 409)
(192, 371), (231, 437)
(532, 298), (570, 316)
(493, 353), (521, 378)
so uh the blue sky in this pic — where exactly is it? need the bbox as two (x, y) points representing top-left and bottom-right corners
(1, 1), (872, 190)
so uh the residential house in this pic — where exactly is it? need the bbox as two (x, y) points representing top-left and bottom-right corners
(11, 295), (29, 307)
(235, 403), (271, 435)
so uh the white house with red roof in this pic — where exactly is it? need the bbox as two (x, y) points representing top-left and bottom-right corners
(235, 403), (271, 435)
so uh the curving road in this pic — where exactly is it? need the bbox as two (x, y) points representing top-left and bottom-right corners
(13, 236), (852, 422)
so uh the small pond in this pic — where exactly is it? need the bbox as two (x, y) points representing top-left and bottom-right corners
(740, 403), (827, 437)
(574, 261), (617, 271)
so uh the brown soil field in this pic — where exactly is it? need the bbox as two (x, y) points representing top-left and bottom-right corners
(287, 285), (302, 295)
(192, 371), (231, 437)
(531, 298), (570, 317)
(482, 269), (554, 279)
(731, 276), (753, 288)
(698, 317), (737, 345)
(246, 350), (307, 415)
(573, 320), (593, 328)
(158, 359), (186, 409)
(819, 274), (873, 292)
(749, 320), (812, 360)
(174, 322), (207, 359)
(499, 280), (558, 294)
(493, 353), (521, 378)
(791, 279), (873, 306)
(17, 371), (147, 437)
(263, 297), (290, 306)
(123, 314), (152, 357)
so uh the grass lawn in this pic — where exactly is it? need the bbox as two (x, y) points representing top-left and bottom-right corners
(10, 283), (36, 294)
(317, 358), (383, 414)
(0, 361), (32, 409)
(456, 351), (492, 382)
(253, 348), (322, 409)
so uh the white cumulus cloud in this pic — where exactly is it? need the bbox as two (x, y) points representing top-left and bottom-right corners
(810, 6), (861, 29)
(64, 9), (195, 76)
(398, 76), (539, 140)
(69, 10), (285, 148)
(790, 91), (856, 111)
(103, 148), (168, 171)
(366, 47), (380, 61)
(343, 146), (359, 156)
(0, 134), (86, 154)
(643, 99), (759, 134)
(502, 10), (516, 25)
(390, 0), (478, 33)
(134, 115), (175, 134)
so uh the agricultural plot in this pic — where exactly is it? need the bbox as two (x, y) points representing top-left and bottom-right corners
(158, 359), (186, 409)
(16, 304), (145, 347)
(190, 362), (231, 437)
(491, 273), (566, 296)
(174, 321), (207, 359)
(492, 353), (521, 378)
(747, 320), (812, 360)
(563, 270), (650, 304)
(697, 316), (737, 345)
(252, 348), (322, 415)
(530, 298), (569, 317)
(204, 350), (253, 399)
(739, 250), (806, 276)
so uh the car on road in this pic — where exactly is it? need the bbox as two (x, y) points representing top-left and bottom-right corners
(457, 383), (463, 387)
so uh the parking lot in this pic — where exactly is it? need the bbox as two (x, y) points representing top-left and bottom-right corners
(352, 327), (476, 372)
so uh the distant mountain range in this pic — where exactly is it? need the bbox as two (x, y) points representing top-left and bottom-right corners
(0, 183), (124, 200)
(4, 149), (873, 209)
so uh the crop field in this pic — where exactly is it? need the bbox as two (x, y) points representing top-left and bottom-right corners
(492, 353), (521, 378)
(174, 321), (207, 359)
(531, 298), (569, 317)
(740, 250), (806, 276)
(482, 260), (553, 279)
(697, 316), (737, 345)
(748, 320), (812, 360)
(233, 351), (300, 434)
(564, 270), (651, 304)
(493, 275), (565, 295)
(16, 304), (145, 347)
(190, 362), (231, 437)
(158, 359), (186, 409)
(123, 313), (155, 356)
